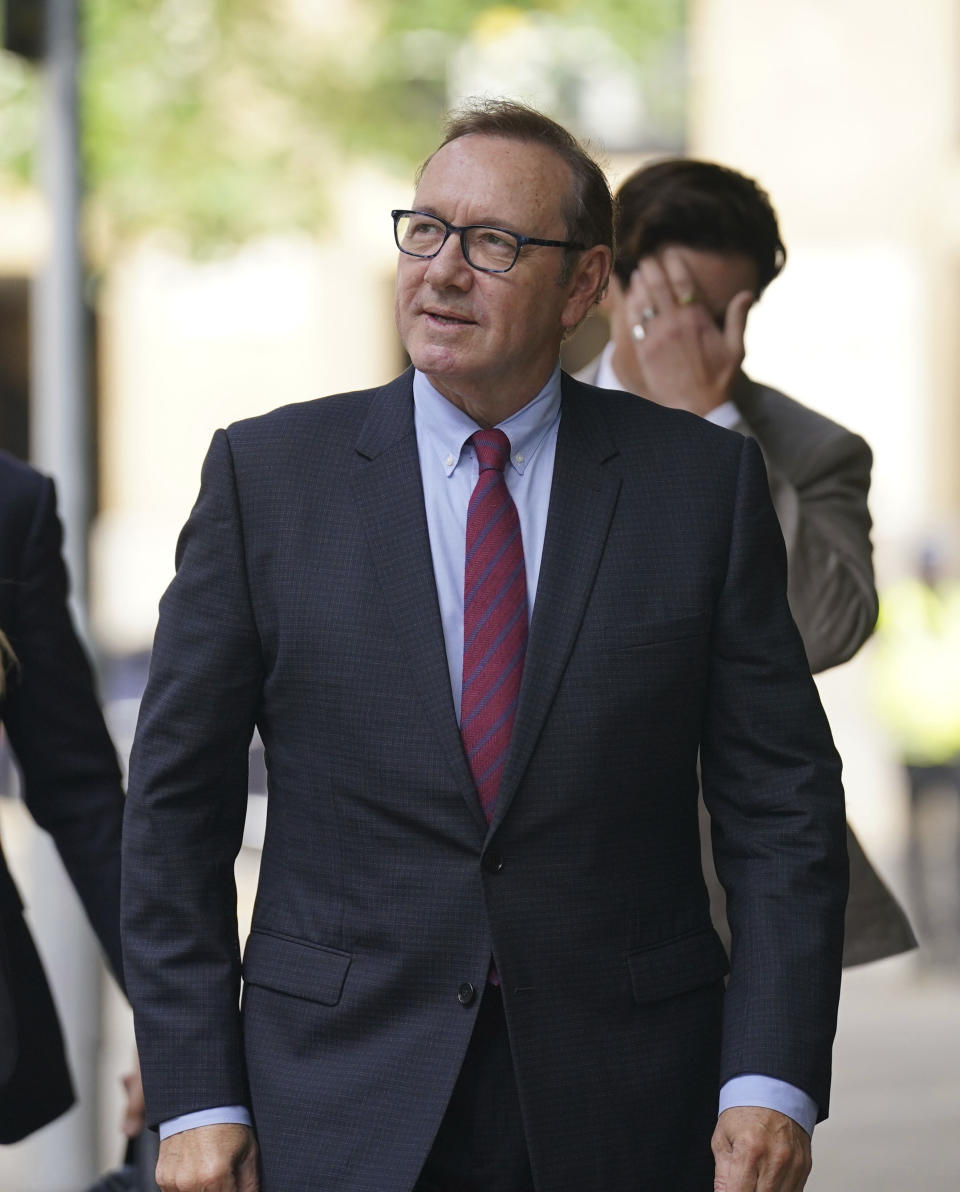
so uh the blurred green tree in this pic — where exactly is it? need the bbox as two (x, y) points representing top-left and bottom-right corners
(0, 0), (683, 255)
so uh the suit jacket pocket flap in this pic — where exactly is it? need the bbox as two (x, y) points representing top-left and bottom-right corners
(242, 930), (351, 1005)
(604, 612), (709, 650)
(627, 928), (729, 1004)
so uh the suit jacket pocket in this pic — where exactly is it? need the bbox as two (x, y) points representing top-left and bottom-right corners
(603, 611), (709, 652)
(626, 927), (729, 1004)
(242, 929), (352, 1006)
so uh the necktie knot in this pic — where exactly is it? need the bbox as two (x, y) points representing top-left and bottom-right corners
(471, 428), (511, 475)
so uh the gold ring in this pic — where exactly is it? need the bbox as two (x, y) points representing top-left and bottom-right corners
(678, 291), (699, 306)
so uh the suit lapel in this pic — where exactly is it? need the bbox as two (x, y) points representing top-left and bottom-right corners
(491, 374), (622, 828)
(731, 373), (798, 547)
(351, 371), (486, 829)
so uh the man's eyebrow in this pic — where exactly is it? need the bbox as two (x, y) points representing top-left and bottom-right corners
(412, 203), (521, 231)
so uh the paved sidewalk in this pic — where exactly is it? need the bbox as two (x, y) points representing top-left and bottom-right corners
(808, 958), (960, 1190)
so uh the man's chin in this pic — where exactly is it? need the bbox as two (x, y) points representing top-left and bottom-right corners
(407, 344), (470, 381)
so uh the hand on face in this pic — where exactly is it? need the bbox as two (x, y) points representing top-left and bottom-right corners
(619, 246), (754, 416)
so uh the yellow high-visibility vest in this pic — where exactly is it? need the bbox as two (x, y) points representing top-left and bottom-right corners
(872, 577), (960, 764)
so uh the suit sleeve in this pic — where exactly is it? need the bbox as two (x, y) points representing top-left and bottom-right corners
(700, 435), (848, 1121)
(122, 429), (263, 1127)
(2, 474), (125, 983)
(758, 424), (877, 674)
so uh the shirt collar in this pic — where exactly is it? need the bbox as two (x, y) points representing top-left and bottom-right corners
(594, 340), (626, 392)
(413, 365), (562, 478)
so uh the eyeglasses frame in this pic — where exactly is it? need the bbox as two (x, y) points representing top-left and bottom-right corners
(391, 209), (585, 274)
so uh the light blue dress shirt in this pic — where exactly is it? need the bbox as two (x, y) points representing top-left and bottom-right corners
(413, 365), (559, 720)
(160, 364), (815, 1140)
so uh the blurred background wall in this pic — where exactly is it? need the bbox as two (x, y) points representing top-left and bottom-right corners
(1, 1), (958, 1187)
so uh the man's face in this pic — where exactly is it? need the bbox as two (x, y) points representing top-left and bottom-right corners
(394, 134), (594, 415)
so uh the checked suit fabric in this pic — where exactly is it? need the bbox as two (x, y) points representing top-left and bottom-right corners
(460, 429), (528, 822)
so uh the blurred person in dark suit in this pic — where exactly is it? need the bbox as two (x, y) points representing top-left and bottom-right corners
(0, 449), (140, 1146)
(577, 158), (915, 968)
(123, 100), (847, 1192)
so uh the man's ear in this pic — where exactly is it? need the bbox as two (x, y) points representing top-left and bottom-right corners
(598, 272), (626, 318)
(561, 245), (613, 332)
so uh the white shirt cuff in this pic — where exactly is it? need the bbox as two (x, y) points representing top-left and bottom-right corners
(158, 1105), (252, 1140)
(719, 1075), (817, 1136)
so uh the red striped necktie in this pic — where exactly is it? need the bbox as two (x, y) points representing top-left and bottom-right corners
(461, 429), (528, 823)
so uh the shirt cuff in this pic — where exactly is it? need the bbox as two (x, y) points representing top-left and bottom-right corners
(158, 1105), (252, 1140)
(719, 1076), (818, 1137)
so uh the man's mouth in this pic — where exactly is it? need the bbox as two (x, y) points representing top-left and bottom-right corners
(425, 310), (473, 326)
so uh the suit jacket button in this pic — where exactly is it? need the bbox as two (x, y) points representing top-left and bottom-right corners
(482, 852), (504, 874)
(457, 982), (477, 1006)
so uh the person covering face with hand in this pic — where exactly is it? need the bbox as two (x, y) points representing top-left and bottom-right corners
(597, 159), (781, 421)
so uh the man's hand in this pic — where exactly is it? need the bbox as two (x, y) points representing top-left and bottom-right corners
(712, 1106), (812, 1192)
(155, 1124), (260, 1192)
(626, 248), (753, 416)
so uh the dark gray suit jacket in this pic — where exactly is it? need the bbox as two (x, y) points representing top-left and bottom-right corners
(122, 370), (847, 1191)
(0, 451), (125, 1143)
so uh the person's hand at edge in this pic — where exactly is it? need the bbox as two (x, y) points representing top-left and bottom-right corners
(155, 1123), (259, 1192)
(120, 1053), (146, 1138)
(712, 1105), (812, 1192)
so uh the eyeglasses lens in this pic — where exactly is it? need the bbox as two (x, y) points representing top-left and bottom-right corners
(394, 213), (520, 272)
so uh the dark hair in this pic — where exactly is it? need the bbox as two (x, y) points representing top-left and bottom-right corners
(613, 159), (786, 294)
(422, 98), (614, 276)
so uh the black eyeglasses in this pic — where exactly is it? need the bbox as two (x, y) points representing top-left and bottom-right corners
(391, 209), (584, 274)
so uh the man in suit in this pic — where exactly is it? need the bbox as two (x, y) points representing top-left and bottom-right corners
(0, 450), (126, 1142)
(122, 101), (848, 1192)
(577, 158), (915, 967)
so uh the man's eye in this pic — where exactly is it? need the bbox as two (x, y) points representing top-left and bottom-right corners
(476, 230), (512, 249)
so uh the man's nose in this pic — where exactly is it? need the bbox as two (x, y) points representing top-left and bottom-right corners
(424, 231), (473, 288)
